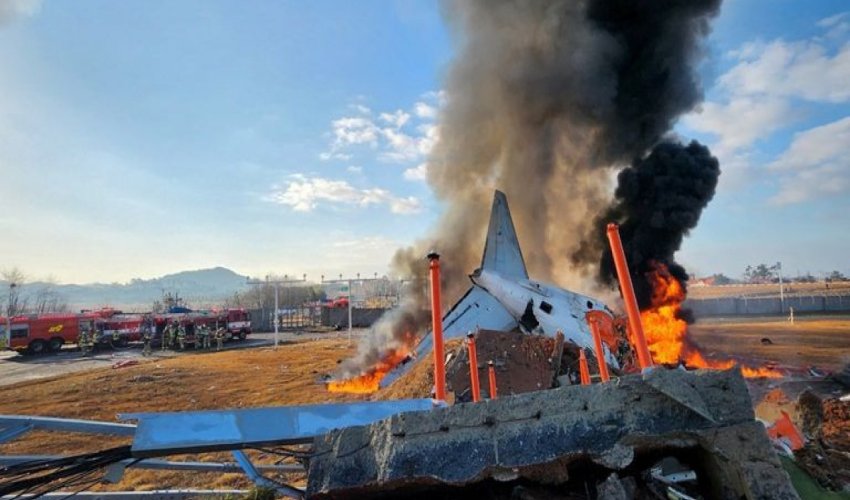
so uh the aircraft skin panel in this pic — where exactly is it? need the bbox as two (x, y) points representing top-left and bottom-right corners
(480, 190), (528, 280)
(379, 286), (517, 388)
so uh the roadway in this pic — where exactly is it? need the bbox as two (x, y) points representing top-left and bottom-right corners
(0, 329), (369, 387)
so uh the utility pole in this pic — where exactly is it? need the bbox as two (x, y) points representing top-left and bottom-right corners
(321, 273), (383, 345)
(5, 282), (15, 349)
(246, 275), (307, 348)
(776, 261), (784, 313)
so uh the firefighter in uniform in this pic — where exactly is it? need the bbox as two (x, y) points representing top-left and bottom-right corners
(204, 325), (212, 350)
(142, 326), (153, 356)
(111, 328), (121, 348)
(195, 324), (204, 350)
(78, 328), (93, 356)
(215, 326), (225, 351)
(161, 322), (172, 351)
(177, 323), (187, 350)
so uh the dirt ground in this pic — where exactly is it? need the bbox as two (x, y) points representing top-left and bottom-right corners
(1, 317), (848, 492)
(689, 316), (850, 371)
(0, 338), (365, 491)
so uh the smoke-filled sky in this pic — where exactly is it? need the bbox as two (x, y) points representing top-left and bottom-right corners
(1, 0), (849, 285)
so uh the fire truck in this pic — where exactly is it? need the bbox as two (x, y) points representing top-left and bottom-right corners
(154, 309), (250, 337)
(1, 313), (102, 355)
(1, 309), (250, 355)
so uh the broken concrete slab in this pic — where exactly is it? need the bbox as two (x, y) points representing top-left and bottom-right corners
(307, 368), (799, 499)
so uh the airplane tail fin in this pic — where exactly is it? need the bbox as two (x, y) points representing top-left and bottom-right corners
(479, 190), (528, 279)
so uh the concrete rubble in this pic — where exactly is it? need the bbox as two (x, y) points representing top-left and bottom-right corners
(307, 368), (799, 499)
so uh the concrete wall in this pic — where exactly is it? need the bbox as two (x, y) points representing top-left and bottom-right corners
(685, 294), (850, 317)
(321, 308), (387, 328)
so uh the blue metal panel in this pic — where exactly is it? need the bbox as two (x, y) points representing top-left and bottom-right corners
(0, 424), (33, 444)
(0, 415), (136, 436)
(119, 399), (438, 456)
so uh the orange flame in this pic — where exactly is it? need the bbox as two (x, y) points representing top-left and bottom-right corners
(327, 347), (411, 394)
(640, 262), (781, 379)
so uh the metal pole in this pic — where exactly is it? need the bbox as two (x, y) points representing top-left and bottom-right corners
(605, 223), (653, 370)
(588, 317), (610, 382)
(347, 279), (353, 345)
(5, 283), (15, 350)
(488, 360), (498, 400)
(274, 283), (280, 347)
(777, 262), (784, 313)
(466, 332), (481, 402)
(428, 251), (446, 402)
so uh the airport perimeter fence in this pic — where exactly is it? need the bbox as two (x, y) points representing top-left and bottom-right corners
(685, 294), (850, 317)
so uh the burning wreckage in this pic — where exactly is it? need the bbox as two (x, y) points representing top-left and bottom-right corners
(0, 191), (810, 499)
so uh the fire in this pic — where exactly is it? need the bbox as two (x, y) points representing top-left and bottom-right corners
(326, 347), (411, 394)
(640, 262), (782, 379)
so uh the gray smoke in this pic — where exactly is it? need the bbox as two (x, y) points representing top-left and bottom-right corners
(343, 0), (722, 378)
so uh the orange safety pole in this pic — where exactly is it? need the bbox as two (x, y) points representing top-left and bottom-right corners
(606, 223), (653, 370)
(579, 349), (591, 385)
(466, 332), (481, 402)
(427, 251), (446, 402)
(588, 318), (610, 382)
(488, 360), (498, 400)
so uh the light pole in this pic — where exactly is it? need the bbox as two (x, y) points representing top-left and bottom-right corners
(322, 274), (384, 345)
(5, 283), (16, 349)
(776, 262), (784, 313)
(246, 275), (307, 347)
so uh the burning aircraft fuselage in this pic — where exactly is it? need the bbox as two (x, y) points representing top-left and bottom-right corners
(379, 190), (619, 389)
(471, 268), (616, 365)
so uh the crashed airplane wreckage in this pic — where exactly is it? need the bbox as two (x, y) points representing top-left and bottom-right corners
(0, 191), (799, 499)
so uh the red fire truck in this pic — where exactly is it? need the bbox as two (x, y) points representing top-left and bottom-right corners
(1, 313), (102, 355)
(1, 308), (251, 355)
(149, 309), (251, 346)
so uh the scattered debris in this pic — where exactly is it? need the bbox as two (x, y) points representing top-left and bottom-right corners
(446, 330), (560, 402)
(760, 337), (774, 345)
(111, 359), (139, 369)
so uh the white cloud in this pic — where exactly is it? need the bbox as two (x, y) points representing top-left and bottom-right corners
(350, 104), (372, 115)
(403, 163), (428, 181)
(768, 116), (850, 205)
(686, 22), (850, 154)
(330, 117), (380, 148)
(413, 101), (437, 119)
(379, 110), (411, 129)
(683, 19), (850, 202)
(319, 151), (352, 161)
(720, 40), (850, 103)
(683, 97), (794, 156)
(267, 175), (422, 214)
(320, 92), (443, 169)
(818, 12), (850, 40)
(0, 0), (41, 25)
(346, 165), (363, 174)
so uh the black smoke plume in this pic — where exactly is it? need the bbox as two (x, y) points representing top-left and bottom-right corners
(339, 0), (723, 378)
(591, 141), (720, 308)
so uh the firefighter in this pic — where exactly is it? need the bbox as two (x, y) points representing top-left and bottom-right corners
(215, 327), (225, 351)
(177, 323), (187, 350)
(204, 325), (212, 350)
(142, 327), (153, 357)
(195, 324), (205, 350)
(78, 328), (93, 356)
(161, 322), (172, 351)
(111, 328), (121, 348)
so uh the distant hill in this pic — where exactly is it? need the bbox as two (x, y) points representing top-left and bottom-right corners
(1, 267), (249, 312)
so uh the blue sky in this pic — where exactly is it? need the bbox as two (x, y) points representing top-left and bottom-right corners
(0, 0), (848, 284)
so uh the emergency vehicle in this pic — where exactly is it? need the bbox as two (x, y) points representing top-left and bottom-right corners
(1, 313), (102, 355)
